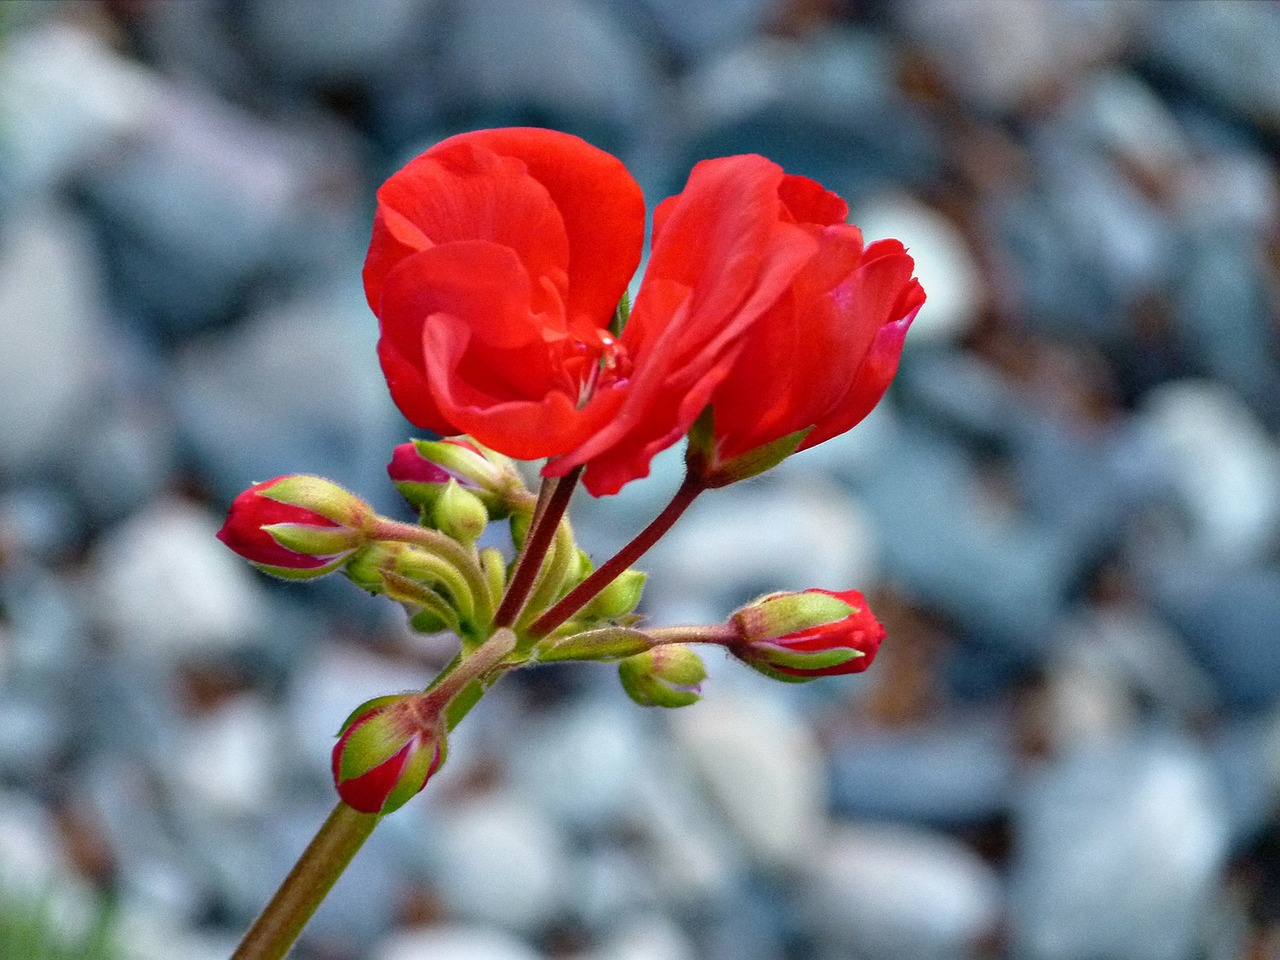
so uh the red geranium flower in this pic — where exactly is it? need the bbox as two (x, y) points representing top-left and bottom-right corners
(684, 178), (925, 486)
(365, 129), (921, 496)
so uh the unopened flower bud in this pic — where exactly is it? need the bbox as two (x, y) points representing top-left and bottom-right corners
(579, 569), (647, 622)
(332, 693), (444, 814)
(217, 475), (371, 579)
(730, 588), (884, 681)
(618, 644), (706, 708)
(388, 438), (522, 518)
(430, 480), (489, 546)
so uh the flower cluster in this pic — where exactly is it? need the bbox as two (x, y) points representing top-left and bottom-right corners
(218, 127), (921, 818)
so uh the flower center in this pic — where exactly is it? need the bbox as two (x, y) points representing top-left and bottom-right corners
(554, 329), (632, 408)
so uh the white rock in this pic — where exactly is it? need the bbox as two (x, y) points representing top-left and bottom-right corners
(90, 498), (270, 661)
(851, 192), (983, 345)
(374, 926), (544, 960)
(1011, 738), (1229, 960)
(669, 693), (825, 870)
(895, 0), (1133, 112)
(507, 700), (649, 833)
(576, 914), (697, 960)
(0, 789), (73, 893)
(804, 822), (1001, 959)
(429, 791), (570, 935)
(0, 205), (108, 470)
(169, 694), (282, 818)
(1082, 70), (1190, 179)
(646, 475), (879, 627)
(0, 22), (160, 194)
(1138, 380), (1280, 565)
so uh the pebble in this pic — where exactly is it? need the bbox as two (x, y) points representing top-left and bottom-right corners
(426, 790), (571, 936)
(669, 692), (825, 871)
(1137, 380), (1280, 566)
(88, 497), (270, 662)
(1010, 736), (1229, 960)
(803, 822), (1001, 960)
(0, 205), (109, 472)
(374, 925), (544, 960)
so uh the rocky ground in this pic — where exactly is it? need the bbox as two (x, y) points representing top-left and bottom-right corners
(2, 2), (1280, 959)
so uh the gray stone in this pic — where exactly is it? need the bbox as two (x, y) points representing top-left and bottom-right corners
(89, 497), (270, 663)
(578, 913), (697, 960)
(645, 475), (879, 628)
(804, 822), (1001, 960)
(1010, 737), (1229, 960)
(167, 694), (285, 819)
(440, 0), (656, 136)
(1148, 562), (1280, 713)
(669, 692), (826, 871)
(613, 0), (777, 62)
(78, 85), (361, 336)
(1137, 381), (1280, 566)
(0, 205), (110, 472)
(425, 790), (571, 936)
(239, 0), (442, 85)
(894, 0), (1134, 112)
(373, 926), (544, 960)
(506, 698), (652, 834)
(829, 712), (1016, 827)
(1143, 0), (1280, 134)
(175, 279), (404, 511)
(0, 22), (160, 197)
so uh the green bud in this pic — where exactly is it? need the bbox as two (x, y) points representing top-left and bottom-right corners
(430, 479), (489, 546)
(580, 569), (647, 621)
(618, 645), (707, 708)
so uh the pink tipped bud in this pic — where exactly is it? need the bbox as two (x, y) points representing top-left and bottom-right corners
(216, 476), (371, 579)
(331, 694), (444, 815)
(388, 437), (522, 518)
(729, 588), (884, 681)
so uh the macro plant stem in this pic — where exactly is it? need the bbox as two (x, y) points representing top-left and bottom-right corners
(493, 466), (582, 628)
(230, 630), (517, 960)
(370, 518), (493, 625)
(529, 472), (706, 638)
(230, 802), (376, 960)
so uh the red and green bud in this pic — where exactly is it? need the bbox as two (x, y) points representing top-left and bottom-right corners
(618, 644), (707, 708)
(216, 475), (372, 579)
(331, 693), (444, 815)
(729, 588), (884, 681)
(388, 438), (522, 518)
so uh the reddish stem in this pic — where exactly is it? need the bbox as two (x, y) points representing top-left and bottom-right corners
(530, 473), (705, 637)
(492, 467), (582, 628)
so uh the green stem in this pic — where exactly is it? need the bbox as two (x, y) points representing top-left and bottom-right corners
(230, 629), (516, 960)
(492, 467), (582, 628)
(644, 624), (739, 646)
(370, 519), (493, 626)
(529, 473), (705, 638)
(230, 802), (377, 960)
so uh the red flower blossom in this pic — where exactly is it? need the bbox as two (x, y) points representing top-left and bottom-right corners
(365, 129), (920, 496)
(365, 127), (645, 467)
(685, 183), (925, 486)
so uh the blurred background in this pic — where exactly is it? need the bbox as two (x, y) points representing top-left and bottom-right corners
(2, 1), (1280, 958)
